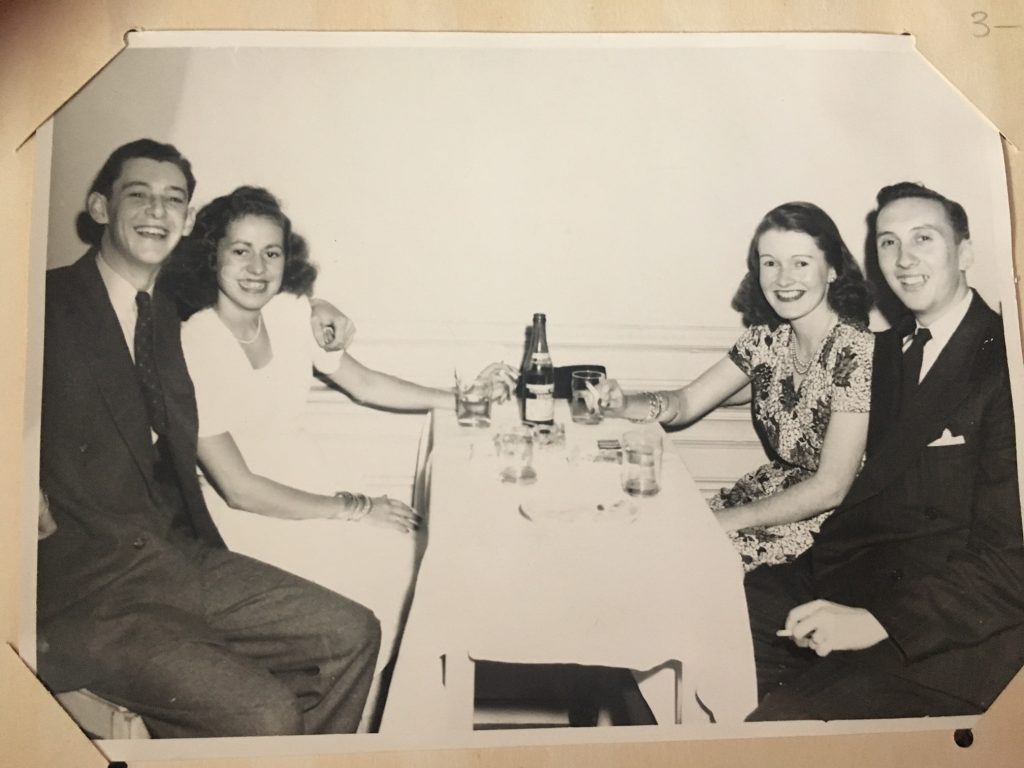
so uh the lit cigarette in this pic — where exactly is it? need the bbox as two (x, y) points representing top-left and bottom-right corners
(775, 629), (793, 637)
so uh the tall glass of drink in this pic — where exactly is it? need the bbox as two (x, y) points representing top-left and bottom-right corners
(570, 370), (606, 425)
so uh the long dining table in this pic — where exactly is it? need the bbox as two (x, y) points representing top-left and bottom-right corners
(379, 399), (757, 734)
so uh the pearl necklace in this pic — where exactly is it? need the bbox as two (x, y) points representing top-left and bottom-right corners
(233, 314), (263, 345)
(790, 340), (814, 376)
(790, 315), (838, 377)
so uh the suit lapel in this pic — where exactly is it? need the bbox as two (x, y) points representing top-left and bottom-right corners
(843, 293), (990, 507)
(865, 329), (901, 455)
(67, 256), (156, 485)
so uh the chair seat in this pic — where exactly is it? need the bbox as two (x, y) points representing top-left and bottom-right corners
(56, 689), (151, 739)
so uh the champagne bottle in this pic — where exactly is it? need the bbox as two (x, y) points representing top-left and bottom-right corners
(521, 313), (555, 426)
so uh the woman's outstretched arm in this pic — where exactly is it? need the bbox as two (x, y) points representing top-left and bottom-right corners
(594, 355), (750, 427)
(326, 356), (516, 411)
(714, 410), (868, 532)
(326, 355), (456, 411)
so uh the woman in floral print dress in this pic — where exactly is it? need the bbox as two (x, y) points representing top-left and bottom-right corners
(591, 202), (874, 571)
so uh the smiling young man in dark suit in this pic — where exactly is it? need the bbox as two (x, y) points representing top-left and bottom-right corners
(744, 182), (1024, 720)
(36, 139), (380, 737)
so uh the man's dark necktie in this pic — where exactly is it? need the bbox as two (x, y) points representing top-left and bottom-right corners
(134, 291), (169, 436)
(901, 326), (932, 407)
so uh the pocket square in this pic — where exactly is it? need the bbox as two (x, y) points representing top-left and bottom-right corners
(928, 428), (966, 447)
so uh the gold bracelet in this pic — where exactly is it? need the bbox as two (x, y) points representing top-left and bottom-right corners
(656, 391), (675, 422)
(654, 392), (668, 423)
(628, 391), (664, 423)
(333, 491), (352, 519)
(334, 491), (372, 522)
(352, 493), (371, 522)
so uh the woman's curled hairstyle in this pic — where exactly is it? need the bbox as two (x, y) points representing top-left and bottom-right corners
(158, 185), (318, 320)
(731, 201), (873, 329)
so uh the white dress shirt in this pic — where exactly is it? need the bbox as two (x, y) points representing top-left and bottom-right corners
(95, 251), (150, 363)
(903, 288), (974, 383)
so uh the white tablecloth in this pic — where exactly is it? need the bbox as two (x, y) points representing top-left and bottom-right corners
(380, 402), (756, 733)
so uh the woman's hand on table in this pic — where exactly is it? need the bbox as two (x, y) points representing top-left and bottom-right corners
(365, 496), (422, 533)
(334, 492), (422, 533)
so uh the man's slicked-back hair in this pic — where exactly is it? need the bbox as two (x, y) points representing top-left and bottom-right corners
(87, 138), (197, 200)
(875, 181), (970, 243)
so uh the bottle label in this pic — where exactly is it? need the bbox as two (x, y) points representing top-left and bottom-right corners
(525, 383), (554, 421)
(524, 397), (554, 422)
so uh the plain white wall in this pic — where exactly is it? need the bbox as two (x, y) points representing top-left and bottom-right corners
(48, 35), (1011, 378)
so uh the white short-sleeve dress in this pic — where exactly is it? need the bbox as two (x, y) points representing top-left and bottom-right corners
(180, 293), (418, 670)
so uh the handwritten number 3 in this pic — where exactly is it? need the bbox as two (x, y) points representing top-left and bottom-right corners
(972, 10), (991, 37)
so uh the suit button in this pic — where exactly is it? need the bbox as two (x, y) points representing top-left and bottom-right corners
(890, 568), (904, 582)
(924, 507), (939, 520)
(132, 536), (147, 549)
(78, 443), (89, 453)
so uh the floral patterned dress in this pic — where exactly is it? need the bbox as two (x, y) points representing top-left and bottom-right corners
(709, 320), (873, 571)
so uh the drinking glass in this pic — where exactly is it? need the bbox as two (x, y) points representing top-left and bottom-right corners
(455, 377), (492, 427)
(493, 425), (536, 483)
(620, 430), (663, 497)
(570, 370), (606, 425)
(532, 421), (565, 449)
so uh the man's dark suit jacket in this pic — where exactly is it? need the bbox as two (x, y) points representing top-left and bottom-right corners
(37, 253), (226, 692)
(810, 291), (1024, 708)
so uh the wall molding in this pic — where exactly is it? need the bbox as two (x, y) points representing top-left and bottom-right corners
(345, 320), (743, 353)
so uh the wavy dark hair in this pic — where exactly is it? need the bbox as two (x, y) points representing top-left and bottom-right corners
(157, 186), (317, 320)
(77, 138), (197, 246)
(731, 202), (874, 329)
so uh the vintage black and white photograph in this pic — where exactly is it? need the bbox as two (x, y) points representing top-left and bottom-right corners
(19, 31), (1024, 761)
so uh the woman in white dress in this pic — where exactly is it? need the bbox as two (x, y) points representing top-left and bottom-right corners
(158, 186), (512, 728)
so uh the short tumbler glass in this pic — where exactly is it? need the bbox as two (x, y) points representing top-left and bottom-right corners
(455, 378), (492, 427)
(620, 430), (663, 497)
(494, 425), (536, 483)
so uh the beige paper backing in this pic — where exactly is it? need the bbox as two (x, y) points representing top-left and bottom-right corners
(2, 1), (1022, 766)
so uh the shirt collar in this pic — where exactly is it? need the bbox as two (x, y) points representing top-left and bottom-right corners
(913, 288), (974, 348)
(95, 250), (149, 312)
